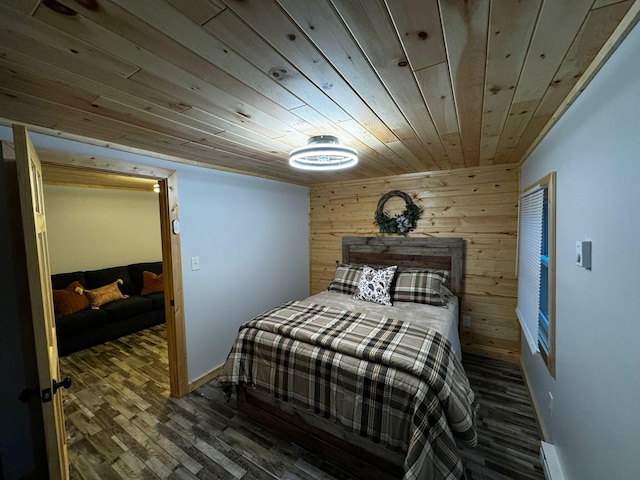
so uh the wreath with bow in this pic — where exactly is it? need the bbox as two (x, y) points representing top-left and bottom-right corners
(374, 190), (422, 234)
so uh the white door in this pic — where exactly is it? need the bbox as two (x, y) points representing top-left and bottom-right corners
(12, 124), (69, 479)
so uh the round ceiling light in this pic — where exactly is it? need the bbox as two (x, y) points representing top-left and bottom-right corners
(289, 135), (358, 171)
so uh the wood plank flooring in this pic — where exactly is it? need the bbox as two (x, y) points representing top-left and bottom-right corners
(59, 325), (545, 479)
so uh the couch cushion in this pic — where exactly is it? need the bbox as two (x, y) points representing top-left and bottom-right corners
(107, 310), (161, 340)
(83, 279), (128, 309)
(53, 281), (90, 317)
(141, 271), (164, 296)
(128, 261), (163, 295)
(55, 308), (108, 336)
(146, 292), (165, 310)
(101, 296), (153, 323)
(85, 266), (135, 296)
(51, 271), (86, 291)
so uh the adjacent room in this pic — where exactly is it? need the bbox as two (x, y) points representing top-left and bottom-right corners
(1, 1), (639, 480)
(43, 172), (165, 357)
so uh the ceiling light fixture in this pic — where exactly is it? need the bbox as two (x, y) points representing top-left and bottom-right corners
(153, 183), (160, 193)
(289, 135), (358, 171)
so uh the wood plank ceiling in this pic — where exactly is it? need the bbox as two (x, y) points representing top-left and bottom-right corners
(0, 0), (638, 185)
(42, 161), (158, 191)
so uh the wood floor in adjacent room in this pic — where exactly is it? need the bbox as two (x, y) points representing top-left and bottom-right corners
(59, 324), (545, 480)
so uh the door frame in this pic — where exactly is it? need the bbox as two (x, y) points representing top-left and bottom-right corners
(4, 128), (69, 478)
(36, 147), (189, 397)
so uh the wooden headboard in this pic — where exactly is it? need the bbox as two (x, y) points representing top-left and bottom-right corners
(342, 237), (464, 295)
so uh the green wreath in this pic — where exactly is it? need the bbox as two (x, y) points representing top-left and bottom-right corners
(374, 190), (422, 234)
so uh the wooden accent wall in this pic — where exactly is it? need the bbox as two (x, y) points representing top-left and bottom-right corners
(309, 164), (520, 363)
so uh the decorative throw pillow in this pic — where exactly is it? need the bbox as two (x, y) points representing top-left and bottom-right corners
(391, 269), (450, 306)
(327, 263), (364, 295)
(80, 279), (128, 309)
(141, 271), (164, 296)
(52, 281), (90, 317)
(353, 265), (397, 306)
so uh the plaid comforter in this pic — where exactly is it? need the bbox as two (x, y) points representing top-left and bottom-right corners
(217, 301), (478, 480)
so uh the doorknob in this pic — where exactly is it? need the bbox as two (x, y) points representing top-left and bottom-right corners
(53, 376), (72, 394)
(18, 387), (39, 403)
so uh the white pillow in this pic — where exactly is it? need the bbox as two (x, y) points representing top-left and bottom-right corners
(353, 265), (397, 306)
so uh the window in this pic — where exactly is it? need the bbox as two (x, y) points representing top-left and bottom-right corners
(516, 172), (556, 376)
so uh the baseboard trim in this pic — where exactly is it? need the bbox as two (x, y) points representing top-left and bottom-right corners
(519, 359), (550, 442)
(188, 363), (225, 392)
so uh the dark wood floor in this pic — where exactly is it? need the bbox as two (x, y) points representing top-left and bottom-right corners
(59, 325), (544, 480)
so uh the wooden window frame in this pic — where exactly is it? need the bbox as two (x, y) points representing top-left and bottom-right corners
(520, 172), (556, 377)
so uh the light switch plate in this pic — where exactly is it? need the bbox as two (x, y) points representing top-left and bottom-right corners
(575, 242), (583, 266)
(191, 256), (200, 271)
(576, 241), (592, 269)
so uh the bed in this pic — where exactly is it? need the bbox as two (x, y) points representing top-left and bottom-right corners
(217, 237), (478, 480)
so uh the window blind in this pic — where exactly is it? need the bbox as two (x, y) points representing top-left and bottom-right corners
(516, 187), (545, 354)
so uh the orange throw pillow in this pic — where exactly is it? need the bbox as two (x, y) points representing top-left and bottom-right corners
(53, 281), (90, 317)
(81, 279), (128, 309)
(141, 271), (164, 296)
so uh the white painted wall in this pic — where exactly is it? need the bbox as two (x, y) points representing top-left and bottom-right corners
(44, 185), (162, 274)
(520, 22), (640, 480)
(0, 126), (310, 384)
(177, 166), (310, 380)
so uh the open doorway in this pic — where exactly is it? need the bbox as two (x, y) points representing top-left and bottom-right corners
(38, 147), (188, 399)
(44, 171), (164, 353)
(3, 127), (188, 477)
(39, 149), (191, 476)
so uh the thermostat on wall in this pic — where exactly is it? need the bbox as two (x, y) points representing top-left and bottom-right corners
(575, 241), (591, 269)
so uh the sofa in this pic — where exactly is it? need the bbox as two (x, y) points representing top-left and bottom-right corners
(51, 261), (165, 356)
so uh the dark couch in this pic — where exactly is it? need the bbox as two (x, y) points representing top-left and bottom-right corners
(52, 261), (165, 356)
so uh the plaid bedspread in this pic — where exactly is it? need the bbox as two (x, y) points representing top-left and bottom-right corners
(217, 301), (478, 480)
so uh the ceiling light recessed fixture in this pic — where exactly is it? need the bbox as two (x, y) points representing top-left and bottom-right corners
(289, 135), (358, 171)
(153, 183), (160, 193)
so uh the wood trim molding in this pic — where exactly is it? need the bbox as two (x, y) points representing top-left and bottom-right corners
(188, 363), (225, 393)
(37, 147), (175, 179)
(13, 145), (189, 398)
(159, 172), (188, 397)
